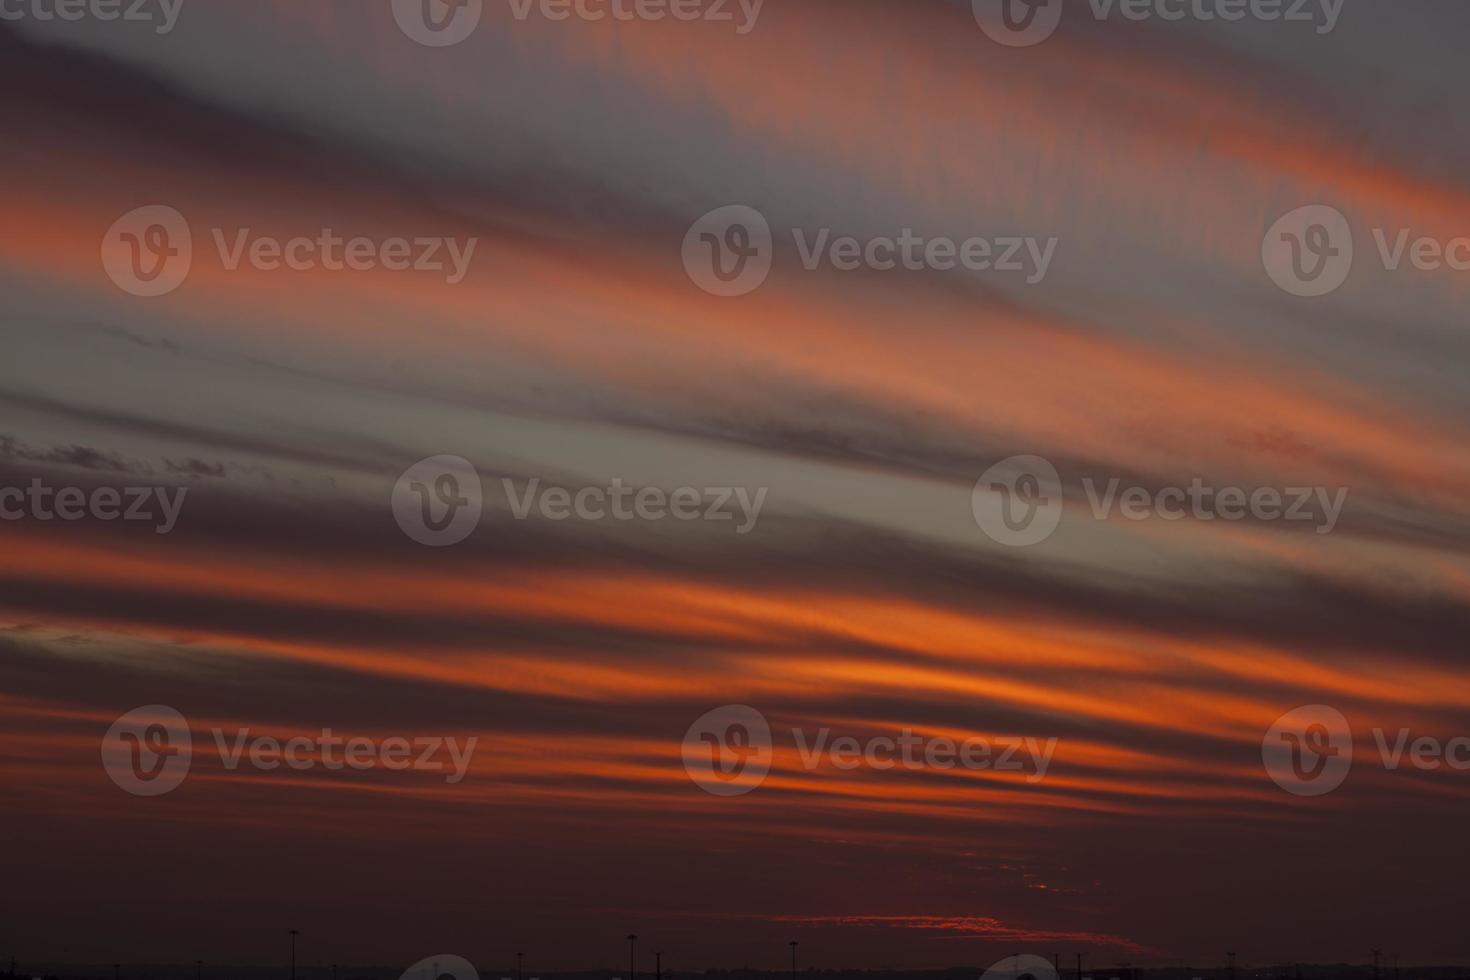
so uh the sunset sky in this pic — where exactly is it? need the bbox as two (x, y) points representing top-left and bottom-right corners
(4, 0), (1470, 971)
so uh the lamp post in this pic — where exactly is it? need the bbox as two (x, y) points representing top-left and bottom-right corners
(517, 953), (524, 980)
(196, 961), (203, 980)
(289, 930), (300, 980)
(655, 952), (663, 980)
(789, 942), (798, 980)
(626, 935), (637, 980)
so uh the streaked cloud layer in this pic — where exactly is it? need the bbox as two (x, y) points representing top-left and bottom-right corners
(2, 0), (1469, 968)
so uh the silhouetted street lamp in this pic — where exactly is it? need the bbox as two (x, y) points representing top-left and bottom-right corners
(789, 942), (798, 980)
(289, 930), (300, 980)
(626, 935), (638, 980)
(517, 953), (524, 980)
